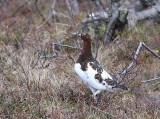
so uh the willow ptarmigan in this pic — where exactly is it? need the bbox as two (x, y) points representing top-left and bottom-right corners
(74, 33), (129, 100)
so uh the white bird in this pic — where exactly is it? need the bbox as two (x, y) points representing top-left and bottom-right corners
(74, 33), (129, 100)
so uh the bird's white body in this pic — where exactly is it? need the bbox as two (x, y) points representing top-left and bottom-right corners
(74, 62), (116, 99)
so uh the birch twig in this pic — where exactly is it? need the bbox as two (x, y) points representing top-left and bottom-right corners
(38, 42), (81, 68)
(66, 0), (80, 48)
(141, 77), (160, 83)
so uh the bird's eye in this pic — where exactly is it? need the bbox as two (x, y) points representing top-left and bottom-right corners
(81, 32), (86, 36)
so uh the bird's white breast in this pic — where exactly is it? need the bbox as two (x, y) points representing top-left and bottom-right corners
(74, 63), (107, 90)
(74, 63), (88, 83)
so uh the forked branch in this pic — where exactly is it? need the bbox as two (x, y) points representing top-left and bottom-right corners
(115, 41), (160, 86)
(38, 42), (81, 68)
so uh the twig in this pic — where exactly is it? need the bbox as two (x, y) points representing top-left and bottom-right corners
(60, 32), (77, 43)
(114, 41), (137, 61)
(66, 0), (80, 48)
(48, 0), (60, 23)
(116, 41), (142, 84)
(141, 77), (160, 83)
(52, 43), (81, 49)
(142, 42), (160, 59)
(35, 0), (52, 27)
(121, 69), (138, 85)
(116, 41), (160, 85)
(152, 81), (160, 86)
(38, 42), (81, 68)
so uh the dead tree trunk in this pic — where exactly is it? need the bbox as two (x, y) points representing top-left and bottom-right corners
(140, 0), (160, 8)
(81, 0), (160, 45)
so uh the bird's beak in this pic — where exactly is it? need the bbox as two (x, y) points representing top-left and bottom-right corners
(78, 34), (81, 37)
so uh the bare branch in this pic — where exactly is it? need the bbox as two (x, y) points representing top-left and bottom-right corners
(142, 42), (160, 59)
(60, 32), (77, 43)
(38, 42), (81, 68)
(142, 77), (160, 83)
(35, 0), (52, 27)
(116, 41), (160, 85)
(152, 81), (160, 86)
(49, 0), (59, 22)
(66, 0), (80, 48)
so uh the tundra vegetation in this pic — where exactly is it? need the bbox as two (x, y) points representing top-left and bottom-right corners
(0, 0), (160, 118)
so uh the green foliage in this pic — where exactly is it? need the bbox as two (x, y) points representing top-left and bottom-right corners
(119, 8), (128, 24)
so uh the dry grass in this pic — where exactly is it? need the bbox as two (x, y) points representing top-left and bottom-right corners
(0, 0), (160, 118)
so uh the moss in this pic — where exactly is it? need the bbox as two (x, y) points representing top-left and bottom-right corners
(119, 8), (128, 24)
(88, 22), (107, 42)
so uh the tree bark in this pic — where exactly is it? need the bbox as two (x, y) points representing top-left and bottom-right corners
(140, 0), (160, 8)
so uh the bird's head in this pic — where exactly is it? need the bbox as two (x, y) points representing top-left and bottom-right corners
(78, 32), (91, 41)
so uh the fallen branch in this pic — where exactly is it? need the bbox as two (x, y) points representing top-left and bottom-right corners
(140, 0), (160, 8)
(81, 3), (160, 42)
(127, 4), (160, 29)
(120, 1), (143, 12)
(82, 12), (109, 32)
